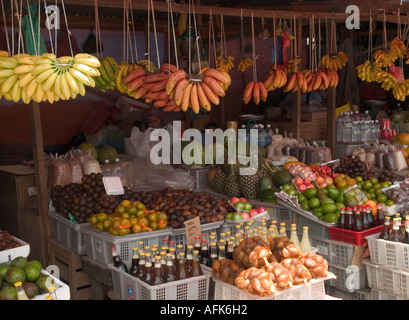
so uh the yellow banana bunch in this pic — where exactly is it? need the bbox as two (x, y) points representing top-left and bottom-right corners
(390, 37), (407, 59)
(263, 68), (287, 92)
(237, 58), (253, 72)
(178, 12), (187, 36)
(373, 49), (397, 68)
(321, 52), (348, 71)
(286, 58), (302, 73)
(373, 70), (397, 90)
(356, 60), (382, 83)
(392, 81), (409, 101)
(217, 55), (234, 73)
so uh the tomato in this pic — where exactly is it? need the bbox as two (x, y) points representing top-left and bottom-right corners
(303, 178), (311, 185)
(298, 184), (307, 193)
(294, 177), (304, 186)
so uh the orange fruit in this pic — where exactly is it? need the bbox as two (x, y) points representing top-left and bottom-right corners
(120, 200), (131, 208)
(316, 176), (325, 185)
(364, 200), (377, 217)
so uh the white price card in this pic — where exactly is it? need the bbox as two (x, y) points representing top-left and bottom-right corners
(102, 176), (125, 195)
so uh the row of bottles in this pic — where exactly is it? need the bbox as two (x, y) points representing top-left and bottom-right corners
(14, 281), (58, 300)
(240, 123), (274, 147)
(338, 204), (384, 231)
(336, 111), (380, 143)
(379, 213), (409, 244)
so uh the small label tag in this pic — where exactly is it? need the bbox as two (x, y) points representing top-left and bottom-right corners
(102, 176), (125, 195)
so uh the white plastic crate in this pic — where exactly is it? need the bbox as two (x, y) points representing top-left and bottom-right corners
(0, 237), (30, 264)
(187, 167), (210, 191)
(49, 211), (86, 256)
(33, 269), (71, 300)
(200, 265), (214, 300)
(335, 143), (363, 158)
(310, 237), (356, 268)
(109, 262), (211, 300)
(275, 205), (296, 230)
(169, 220), (224, 248)
(363, 258), (409, 299)
(370, 288), (408, 300)
(213, 273), (334, 300)
(366, 233), (409, 272)
(325, 284), (358, 300)
(81, 224), (172, 265)
(328, 263), (368, 292)
(355, 288), (372, 300)
(296, 214), (331, 239)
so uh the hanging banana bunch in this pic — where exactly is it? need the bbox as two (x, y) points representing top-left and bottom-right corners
(217, 55), (234, 73)
(286, 58), (302, 73)
(178, 11), (188, 36)
(356, 60), (382, 83)
(320, 51), (348, 71)
(237, 57), (253, 72)
(392, 80), (409, 101)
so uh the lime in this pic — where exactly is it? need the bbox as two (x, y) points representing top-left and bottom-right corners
(27, 260), (42, 272)
(369, 193), (376, 201)
(321, 203), (338, 214)
(380, 181), (390, 189)
(225, 213), (234, 220)
(355, 176), (363, 183)
(356, 182), (363, 189)
(335, 202), (344, 211)
(386, 200), (395, 206)
(303, 188), (317, 200)
(362, 181), (373, 191)
(377, 194), (388, 203)
(232, 213), (242, 220)
(336, 193), (344, 204)
(126, 206), (137, 215)
(300, 199), (311, 211)
(313, 208), (324, 218)
(0, 265), (10, 280)
(374, 188), (384, 196)
(297, 194), (307, 203)
(234, 201), (245, 210)
(308, 197), (321, 209)
(287, 189), (298, 196)
(373, 183), (381, 189)
(24, 264), (41, 282)
(328, 188), (340, 201)
(282, 184), (293, 192)
(319, 188), (329, 195)
(243, 202), (252, 211)
(370, 177), (379, 185)
(322, 213), (339, 223)
(338, 186), (349, 194)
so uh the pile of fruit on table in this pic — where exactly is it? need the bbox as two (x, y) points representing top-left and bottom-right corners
(225, 197), (267, 221)
(280, 157), (396, 224)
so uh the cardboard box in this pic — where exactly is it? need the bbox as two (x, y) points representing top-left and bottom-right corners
(267, 121), (313, 141)
(301, 112), (327, 140)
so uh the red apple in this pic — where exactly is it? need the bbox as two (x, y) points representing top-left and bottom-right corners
(303, 178), (311, 185)
(249, 209), (258, 217)
(318, 182), (327, 189)
(241, 212), (250, 219)
(298, 184), (307, 193)
(306, 183), (314, 189)
(294, 177), (303, 186)
(257, 206), (266, 213)
(239, 197), (247, 203)
(230, 197), (240, 205)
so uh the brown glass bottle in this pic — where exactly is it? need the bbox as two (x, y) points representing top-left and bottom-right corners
(152, 255), (166, 285)
(141, 253), (154, 285)
(189, 250), (203, 277)
(176, 252), (189, 280)
(353, 210), (364, 231)
(338, 208), (346, 229)
(165, 253), (177, 282)
(169, 247), (178, 273)
(376, 204), (385, 226)
(208, 242), (218, 268)
(185, 245), (194, 274)
(379, 217), (391, 240)
(135, 252), (146, 279)
(160, 251), (168, 279)
(129, 247), (139, 276)
(345, 207), (354, 230)
(226, 241), (234, 260)
(390, 218), (403, 242)
(365, 205), (375, 228)
(200, 239), (209, 266)
(111, 247), (128, 273)
(194, 236), (202, 256)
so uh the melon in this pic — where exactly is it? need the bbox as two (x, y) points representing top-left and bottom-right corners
(98, 145), (118, 164)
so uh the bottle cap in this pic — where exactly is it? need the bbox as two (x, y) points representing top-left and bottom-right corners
(45, 295), (53, 300)
(14, 281), (22, 286)
(48, 286), (56, 291)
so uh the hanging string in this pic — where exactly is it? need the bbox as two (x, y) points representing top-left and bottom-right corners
(240, 10), (244, 62)
(325, 16), (329, 55)
(293, 13), (297, 72)
(272, 12), (276, 68)
(188, 0), (191, 75)
(251, 11), (256, 82)
(129, 0), (139, 62)
(191, 0), (201, 72)
(43, 0), (54, 54)
(210, 9), (217, 69)
(368, 10), (375, 62)
(124, 0), (134, 63)
(168, 0), (178, 69)
(54, 0), (57, 56)
(150, 0), (160, 69)
(208, 8), (213, 68)
(26, 0), (38, 56)
(1, 0), (10, 54)
(397, 8), (401, 39)
(94, 0), (103, 59)
(14, 0), (24, 57)
(122, 0), (126, 61)
(11, 0), (14, 56)
(146, 0), (151, 64)
(318, 18), (321, 64)
(60, 0), (73, 57)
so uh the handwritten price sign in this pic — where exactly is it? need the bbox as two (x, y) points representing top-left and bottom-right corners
(184, 216), (201, 247)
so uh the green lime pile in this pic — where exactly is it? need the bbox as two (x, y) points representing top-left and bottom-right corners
(0, 256), (56, 300)
(354, 176), (395, 206)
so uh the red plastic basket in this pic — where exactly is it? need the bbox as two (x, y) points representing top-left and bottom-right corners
(327, 225), (383, 246)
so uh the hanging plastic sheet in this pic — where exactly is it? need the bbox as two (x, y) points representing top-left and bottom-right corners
(21, 4), (47, 55)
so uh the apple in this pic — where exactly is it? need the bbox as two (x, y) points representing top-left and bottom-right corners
(230, 197), (240, 205)
(294, 177), (303, 186)
(256, 206), (266, 213)
(239, 197), (247, 203)
(234, 201), (245, 211)
(306, 183), (314, 189)
(298, 184), (307, 193)
(303, 178), (311, 185)
(318, 182), (327, 189)
(241, 212), (250, 219)
(249, 209), (259, 217)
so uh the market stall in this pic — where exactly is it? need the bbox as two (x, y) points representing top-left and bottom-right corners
(2, 0), (409, 303)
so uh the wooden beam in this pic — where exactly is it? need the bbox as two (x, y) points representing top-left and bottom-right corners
(28, 101), (52, 266)
(327, 19), (337, 156)
(291, 18), (302, 140)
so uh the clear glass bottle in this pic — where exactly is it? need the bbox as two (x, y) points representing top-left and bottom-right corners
(289, 225), (301, 250)
(343, 112), (353, 143)
(150, 247), (158, 264)
(111, 247), (128, 273)
(300, 226), (312, 253)
(14, 281), (29, 300)
(226, 241), (234, 260)
(137, 241), (144, 254)
(162, 238), (169, 252)
(279, 227), (287, 237)
(200, 239), (209, 266)
(160, 251), (168, 279)
(208, 242), (218, 267)
(185, 245), (194, 274)
(169, 247), (178, 273)
(194, 236), (202, 255)
(270, 220), (279, 238)
(169, 241), (176, 253)
(218, 245), (226, 260)
(379, 216), (391, 240)
(403, 218), (409, 244)
(176, 252), (189, 280)
(135, 252), (146, 279)
(129, 247), (139, 276)
(189, 250), (203, 277)
(165, 253), (177, 282)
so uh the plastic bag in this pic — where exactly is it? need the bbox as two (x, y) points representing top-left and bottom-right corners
(129, 127), (156, 158)
(394, 148), (408, 171)
(82, 152), (102, 175)
(280, 258), (312, 285)
(299, 252), (329, 278)
(235, 267), (277, 297)
(47, 155), (73, 188)
(270, 236), (302, 262)
(233, 236), (275, 269)
(68, 153), (83, 184)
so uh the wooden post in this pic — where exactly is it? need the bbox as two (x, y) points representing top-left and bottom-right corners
(327, 19), (337, 155)
(291, 19), (302, 139)
(28, 101), (52, 265)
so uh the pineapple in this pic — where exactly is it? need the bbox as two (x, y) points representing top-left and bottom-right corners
(208, 167), (227, 194)
(238, 166), (259, 200)
(223, 164), (242, 198)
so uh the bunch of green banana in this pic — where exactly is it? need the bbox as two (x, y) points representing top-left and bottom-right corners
(93, 56), (118, 92)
